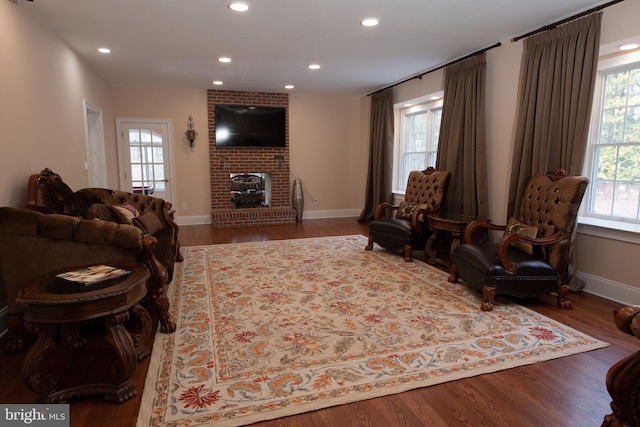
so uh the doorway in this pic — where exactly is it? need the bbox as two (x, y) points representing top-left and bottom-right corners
(115, 118), (175, 203)
(84, 100), (107, 187)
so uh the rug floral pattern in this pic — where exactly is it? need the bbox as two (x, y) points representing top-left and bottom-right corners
(137, 235), (607, 427)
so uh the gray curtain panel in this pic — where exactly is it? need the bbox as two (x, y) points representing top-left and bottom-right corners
(436, 53), (489, 219)
(359, 89), (394, 222)
(507, 12), (602, 291)
(507, 12), (602, 216)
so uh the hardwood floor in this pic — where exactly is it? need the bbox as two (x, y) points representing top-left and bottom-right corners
(0, 218), (633, 427)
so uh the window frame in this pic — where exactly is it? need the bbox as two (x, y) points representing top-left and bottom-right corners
(393, 96), (443, 195)
(580, 49), (640, 239)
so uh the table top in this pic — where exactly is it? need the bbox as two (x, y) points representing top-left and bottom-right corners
(427, 213), (478, 231)
(17, 263), (149, 324)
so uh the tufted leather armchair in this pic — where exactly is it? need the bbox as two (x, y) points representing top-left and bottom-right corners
(26, 168), (182, 282)
(365, 167), (451, 262)
(451, 169), (588, 311)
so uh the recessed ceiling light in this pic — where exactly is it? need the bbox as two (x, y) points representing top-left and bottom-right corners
(228, 2), (249, 12)
(361, 18), (379, 27)
(619, 43), (639, 51)
(308, 64), (321, 70)
(404, 103), (413, 107)
(213, 81), (224, 85)
(218, 57), (231, 63)
(285, 85), (294, 90)
(430, 96), (443, 100)
(98, 48), (111, 54)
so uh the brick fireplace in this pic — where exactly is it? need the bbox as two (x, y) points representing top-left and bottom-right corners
(208, 90), (297, 227)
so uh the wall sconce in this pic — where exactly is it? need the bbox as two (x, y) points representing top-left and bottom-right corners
(185, 115), (198, 151)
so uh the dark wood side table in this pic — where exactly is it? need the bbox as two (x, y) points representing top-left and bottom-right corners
(16, 263), (151, 404)
(426, 214), (476, 282)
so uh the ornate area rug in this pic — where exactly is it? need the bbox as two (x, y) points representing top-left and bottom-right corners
(137, 235), (608, 427)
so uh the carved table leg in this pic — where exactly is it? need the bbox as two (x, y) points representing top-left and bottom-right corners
(127, 303), (152, 360)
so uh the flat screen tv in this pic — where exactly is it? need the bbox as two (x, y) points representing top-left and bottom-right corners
(214, 104), (286, 148)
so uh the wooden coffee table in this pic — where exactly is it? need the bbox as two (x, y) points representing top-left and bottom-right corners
(426, 213), (477, 282)
(16, 262), (151, 404)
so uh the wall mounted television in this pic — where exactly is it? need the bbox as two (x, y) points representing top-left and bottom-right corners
(214, 104), (286, 148)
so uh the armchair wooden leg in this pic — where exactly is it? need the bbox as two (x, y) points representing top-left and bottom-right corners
(365, 235), (373, 251)
(481, 284), (496, 311)
(557, 283), (573, 310)
(403, 245), (413, 262)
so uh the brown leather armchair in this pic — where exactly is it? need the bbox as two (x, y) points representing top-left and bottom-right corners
(365, 167), (451, 262)
(451, 169), (588, 311)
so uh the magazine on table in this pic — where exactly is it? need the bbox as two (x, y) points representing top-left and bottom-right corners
(56, 265), (130, 285)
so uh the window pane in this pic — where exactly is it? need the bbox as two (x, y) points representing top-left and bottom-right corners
(600, 108), (625, 143)
(617, 145), (640, 181)
(131, 164), (142, 182)
(612, 182), (640, 218)
(595, 146), (617, 180)
(625, 106), (640, 142)
(141, 129), (151, 144)
(154, 165), (165, 182)
(130, 147), (141, 163)
(129, 129), (140, 144)
(152, 131), (163, 145)
(153, 147), (164, 163)
(603, 71), (628, 109)
(592, 180), (613, 215)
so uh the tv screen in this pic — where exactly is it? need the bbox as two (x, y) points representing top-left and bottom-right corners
(215, 104), (286, 147)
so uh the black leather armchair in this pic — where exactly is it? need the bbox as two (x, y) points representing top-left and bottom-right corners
(365, 167), (450, 262)
(451, 169), (588, 311)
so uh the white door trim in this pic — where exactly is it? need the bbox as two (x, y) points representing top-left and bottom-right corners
(83, 100), (107, 187)
(115, 117), (177, 205)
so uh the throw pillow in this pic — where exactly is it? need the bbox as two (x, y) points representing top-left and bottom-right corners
(396, 202), (428, 222)
(504, 217), (539, 255)
(132, 211), (163, 235)
(86, 203), (116, 221)
(112, 204), (139, 225)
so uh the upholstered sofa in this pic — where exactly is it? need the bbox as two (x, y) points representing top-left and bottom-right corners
(0, 206), (175, 354)
(26, 168), (182, 282)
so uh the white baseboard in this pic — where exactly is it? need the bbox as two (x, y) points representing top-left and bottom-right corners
(176, 210), (362, 226)
(302, 209), (361, 220)
(176, 215), (213, 226)
(578, 271), (640, 306)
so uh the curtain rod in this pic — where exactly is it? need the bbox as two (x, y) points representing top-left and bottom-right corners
(367, 42), (501, 97)
(511, 0), (625, 42)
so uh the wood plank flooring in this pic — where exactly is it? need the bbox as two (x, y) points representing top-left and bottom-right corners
(0, 218), (633, 426)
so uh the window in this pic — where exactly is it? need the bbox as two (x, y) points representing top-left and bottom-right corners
(583, 55), (640, 228)
(395, 100), (442, 192)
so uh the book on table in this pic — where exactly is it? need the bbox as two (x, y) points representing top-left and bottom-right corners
(56, 265), (130, 285)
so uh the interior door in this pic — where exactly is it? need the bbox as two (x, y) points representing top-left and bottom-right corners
(116, 119), (175, 203)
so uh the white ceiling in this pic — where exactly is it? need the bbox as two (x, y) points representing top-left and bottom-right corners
(21, 0), (613, 97)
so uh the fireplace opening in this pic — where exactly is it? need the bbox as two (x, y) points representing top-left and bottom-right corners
(230, 173), (271, 208)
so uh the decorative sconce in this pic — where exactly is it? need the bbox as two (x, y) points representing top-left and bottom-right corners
(185, 115), (198, 151)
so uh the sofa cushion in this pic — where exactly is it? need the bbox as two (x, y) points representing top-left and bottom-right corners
(132, 211), (164, 235)
(112, 204), (139, 224)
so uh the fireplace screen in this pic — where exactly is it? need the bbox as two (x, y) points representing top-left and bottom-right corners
(230, 173), (270, 208)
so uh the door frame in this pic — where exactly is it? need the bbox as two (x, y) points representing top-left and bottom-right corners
(83, 100), (108, 187)
(115, 117), (177, 204)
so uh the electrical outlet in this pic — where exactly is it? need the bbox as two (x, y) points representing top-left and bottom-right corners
(182, 202), (188, 210)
